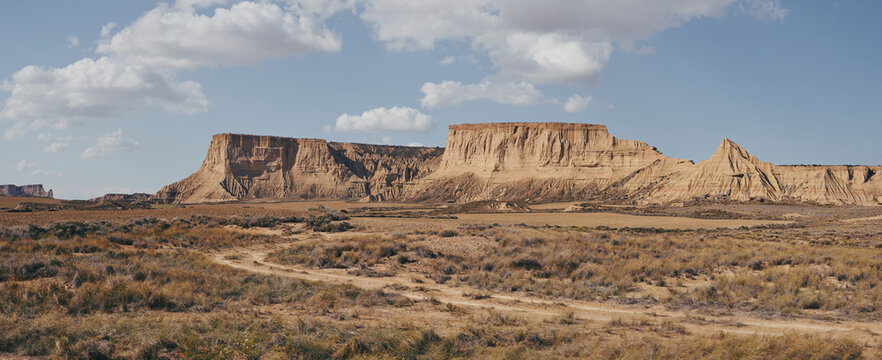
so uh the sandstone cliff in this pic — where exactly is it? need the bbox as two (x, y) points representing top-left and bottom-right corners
(0, 184), (53, 198)
(155, 124), (882, 205)
(405, 123), (670, 202)
(154, 134), (443, 204)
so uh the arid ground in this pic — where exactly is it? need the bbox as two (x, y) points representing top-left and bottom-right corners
(2, 197), (882, 358)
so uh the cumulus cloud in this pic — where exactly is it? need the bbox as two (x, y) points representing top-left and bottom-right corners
(478, 32), (612, 84)
(80, 129), (140, 159)
(359, 0), (762, 84)
(333, 106), (434, 132)
(96, 1), (342, 69)
(420, 80), (548, 109)
(2, 0), (344, 140)
(1, 57), (207, 127)
(563, 95), (593, 113)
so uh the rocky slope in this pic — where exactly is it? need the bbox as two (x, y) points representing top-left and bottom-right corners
(156, 124), (882, 205)
(0, 184), (53, 198)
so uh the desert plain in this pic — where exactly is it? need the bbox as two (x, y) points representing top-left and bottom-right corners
(3, 194), (882, 359)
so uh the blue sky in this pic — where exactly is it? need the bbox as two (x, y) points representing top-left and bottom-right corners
(1, 0), (880, 199)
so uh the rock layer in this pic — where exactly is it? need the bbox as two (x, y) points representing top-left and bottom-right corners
(0, 184), (53, 198)
(155, 124), (882, 205)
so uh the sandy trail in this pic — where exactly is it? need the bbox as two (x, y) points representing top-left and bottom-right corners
(843, 214), (882, 223)
(210, 244), (882, 345)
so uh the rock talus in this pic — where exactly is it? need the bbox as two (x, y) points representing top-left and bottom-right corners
(155, 124), (882, 205)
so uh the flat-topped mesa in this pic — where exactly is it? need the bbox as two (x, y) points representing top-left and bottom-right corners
(0, 184), (53, 198)
(155, 124), (882, 205)
(402, 122), (670, 202)
(437, 122), (664, 177)
(153, 133), (443, 204)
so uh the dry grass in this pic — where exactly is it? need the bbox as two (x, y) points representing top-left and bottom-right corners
(2, 203), (881, 358)
(269, 220), (882, 320)
(0, 196), (60, 209)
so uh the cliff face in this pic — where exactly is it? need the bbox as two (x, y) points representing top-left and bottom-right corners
(0, 184), (53, 198)
(154, 134), (443, 204)
(155, 124), (882, 205)
(406, 123), (669, 202)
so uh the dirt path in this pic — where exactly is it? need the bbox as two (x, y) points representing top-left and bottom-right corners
(210, 244), (882, 345)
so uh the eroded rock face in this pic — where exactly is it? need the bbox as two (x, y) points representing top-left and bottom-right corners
(0, 184), (53, 198)
(406, 123), (669, 202)
(155, 124), (882, 205)
(153, 134), (443, 204)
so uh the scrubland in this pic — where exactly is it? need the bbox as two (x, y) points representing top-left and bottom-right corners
(1, 203), (880, 358)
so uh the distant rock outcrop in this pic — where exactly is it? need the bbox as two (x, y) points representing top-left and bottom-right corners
(90, 193), (153, 203)
(155, 124), (882, 205)
(0, 184), (53, 198)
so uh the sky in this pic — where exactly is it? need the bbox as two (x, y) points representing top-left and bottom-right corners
(1, 0), (880, 199)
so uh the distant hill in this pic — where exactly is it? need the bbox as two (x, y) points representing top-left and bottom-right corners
(0, 184), (53, 198)
(90, 193), (153, 203)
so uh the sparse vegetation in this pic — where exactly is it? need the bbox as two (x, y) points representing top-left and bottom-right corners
(2, 203), (881, 358)
(268, 219), (882, 320)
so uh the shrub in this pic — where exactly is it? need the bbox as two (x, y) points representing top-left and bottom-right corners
(439, 230), (458, 237)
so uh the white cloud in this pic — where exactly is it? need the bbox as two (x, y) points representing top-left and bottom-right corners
(744, 0), (788, 21)
(477, 32), (613, 84)
(38, 134), (81, 153)
(439, 56), (456, 65)
(2, 0), (345, 140)
(3, 121), (42, 140)
(406, 142), (424, 147)
(14, 159), (34, 171)
(563, 94), (593, 113)
(44, 142), (71, 153)
(360, 0), (498, 51)
(420, 80), (548, 109)
(67, 35), (80, 48)
(1, 57), (207, 127)
(96, 1), (342, 69)
(12, 159), (59, 176)
(5, 120), (80, 140)
(360, 0), (747, 84)
(80, 129), (140, 159)
(333, 106), (434, 132)
(30, 169), (62, 177)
